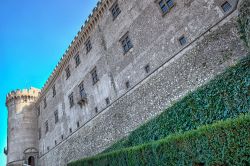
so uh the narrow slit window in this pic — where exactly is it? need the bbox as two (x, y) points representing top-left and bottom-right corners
(105, 98), (110, 105)
(144, 64), (150, 74)
(65, 66), (71, 80)
(68, 93), (74, 108)
(52, 85), (56, 97)
(45, 121), (49, 134)
(54, 110), (59, 124)
(95, 107), (98, 113)
(125, 81), (130, 89)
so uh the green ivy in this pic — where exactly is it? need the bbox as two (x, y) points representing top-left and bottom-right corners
(102, 54), (250, 153)
(68, 114), (250, 166)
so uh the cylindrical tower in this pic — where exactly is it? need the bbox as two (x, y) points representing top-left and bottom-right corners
(5, 87), (40, 166)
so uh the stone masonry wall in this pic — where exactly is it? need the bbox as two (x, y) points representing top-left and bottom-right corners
(38, 1), (248, 166)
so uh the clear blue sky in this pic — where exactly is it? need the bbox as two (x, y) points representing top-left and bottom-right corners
(0, 0), (98, 165)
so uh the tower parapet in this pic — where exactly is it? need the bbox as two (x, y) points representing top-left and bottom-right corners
(6, 87), (40, 107)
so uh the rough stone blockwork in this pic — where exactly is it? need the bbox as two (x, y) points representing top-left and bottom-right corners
(5, 0), (249, 166)
(39, 8), (248, 166)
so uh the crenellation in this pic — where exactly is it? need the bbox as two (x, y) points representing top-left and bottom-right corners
(39, 0), (112, 97)
(6, 87), (40, 106)
(5, 0), (249, 165)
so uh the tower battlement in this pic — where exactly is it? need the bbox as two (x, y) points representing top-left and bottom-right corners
(6, 87), (41, 106)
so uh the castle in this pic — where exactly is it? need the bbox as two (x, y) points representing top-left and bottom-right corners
(5, 0), (248, 165)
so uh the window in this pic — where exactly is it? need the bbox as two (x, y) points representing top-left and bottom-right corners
(52, 85), (56, 97)
(105, 97), (110, 105)
(65, 66), (71, 80)
(74, 53), (81, 67)
(68, 93), (74, 108)
(61, 135), (64, 140)
(47, 146), (50, 151)
(110, 1), (121, 20)
(38, 128), (41, 140)
(85, 38), (92, 53)
(221, 1), (231, 12)
(158, 0), (174, 14)
(95, 107), (98, 113)
(55, 140), (57, 145)
(179, 36), (187, 46)
(144, 64), (150, 74)
(54, 110), (58, 124)
(37, 106), (40, 117)
(43, 97), (47, 109)
(77, 121), (80, 128)
(79, 82), (86, 98)
(120, 33), (133, 54)
(45, 121), (49, 134)
(69, 128), (72, 133)
(91, 67), (99, 85)
(125, 81), (130, 89)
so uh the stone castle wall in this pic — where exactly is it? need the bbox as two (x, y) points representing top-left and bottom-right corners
(34, 0), (248, 165)
(6, 0), (248, 165)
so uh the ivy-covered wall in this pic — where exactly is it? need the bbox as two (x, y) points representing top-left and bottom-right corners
(67, 1), (250, 165)
(68, 114), (250, 166)
(102, 54), (250, 153)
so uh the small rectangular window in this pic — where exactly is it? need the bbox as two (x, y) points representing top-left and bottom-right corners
(77, 121), (80, 128)
(61, 135), (64, 140)
(47, 146), (50, 151)
(105, 97), (110, 105)
(43, 97), (47, 109)
(38, 128), (41, 140)
(120, 33), (133, 54)
(69, 128), (72, 133)
(91, 67), (99, 85)
(54, 110), (58, 124)
(68, 93), (74, 108)
(55, 140), (57, 145)
(221, 1), (231, 12)
(52, 85), (56, 97)
(110, 1), (121, 20)
(85, 38), (92, 53)
(95, 107), (98, 113)
(158, 0), (174, 14)
(45, 121), (49, 134)
(179, 36), (187, 46)
(144, 64), (150, 74)
(65, 66), (71, 79)
(74, 53), (81, 67)
(125, 81), (130, 89)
